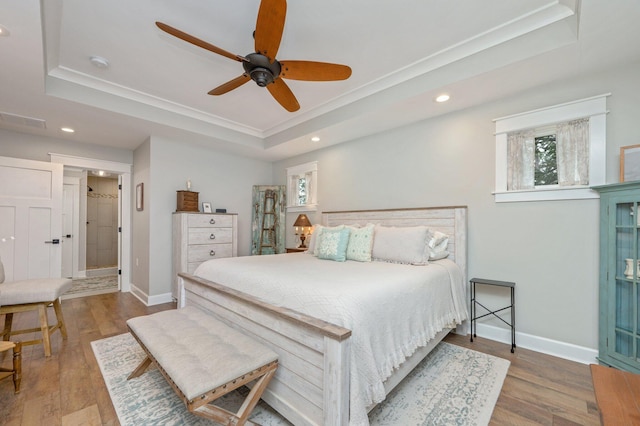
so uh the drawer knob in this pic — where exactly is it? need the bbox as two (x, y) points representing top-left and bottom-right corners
(209, 234), (216, 240)
(210, 218), (216, 224)
(209, 250), (216, 256)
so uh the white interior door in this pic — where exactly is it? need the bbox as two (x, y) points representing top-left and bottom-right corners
(62, 177), (80, 278)
(0, 156), (63, 280)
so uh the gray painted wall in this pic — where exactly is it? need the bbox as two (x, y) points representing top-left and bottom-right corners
(136, 136), (273, 298)
(0, 129), (133, 164)
(273, 60), (640, 351)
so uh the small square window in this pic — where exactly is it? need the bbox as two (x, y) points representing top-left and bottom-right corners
(286, 161), (317, 212)
(494, 94), (608, 202)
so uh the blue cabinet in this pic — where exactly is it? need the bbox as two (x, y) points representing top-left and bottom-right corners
(594, 182), (640, 373)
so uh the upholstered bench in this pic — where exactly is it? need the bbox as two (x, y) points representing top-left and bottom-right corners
(0, 273), (72, 357)
(126, 306), (278, 426)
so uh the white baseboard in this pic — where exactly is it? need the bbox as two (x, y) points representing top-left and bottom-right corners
(129, 284), (174, 307)
(475, 323), (598, 365)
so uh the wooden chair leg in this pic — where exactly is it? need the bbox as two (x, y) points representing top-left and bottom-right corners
(2, 313), (13, 341)
(12, 341), (21, 394)
(38, 304), (52, 357)
(52, 299), (68, 340)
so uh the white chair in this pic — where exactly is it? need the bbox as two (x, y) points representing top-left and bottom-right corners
(0, 260), (72, 357)
(0, 291), (22, 393)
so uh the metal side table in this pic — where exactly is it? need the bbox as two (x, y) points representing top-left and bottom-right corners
(470, 277), (516, 353)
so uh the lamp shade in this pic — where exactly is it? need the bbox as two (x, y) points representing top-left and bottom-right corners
(293, 214), (312, 228)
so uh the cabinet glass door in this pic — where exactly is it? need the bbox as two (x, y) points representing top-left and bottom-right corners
(613, 200), (640, 365)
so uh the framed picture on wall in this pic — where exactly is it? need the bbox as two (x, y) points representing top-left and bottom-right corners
(136, 183), (144, 211)
(202, 202), (212, 213)
(621, 144), (640, 182)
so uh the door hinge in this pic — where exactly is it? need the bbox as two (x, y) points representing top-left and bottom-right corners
(119, 184), (122, 190)
(118, 227), (122, 232)
(118, 269), (121, 275)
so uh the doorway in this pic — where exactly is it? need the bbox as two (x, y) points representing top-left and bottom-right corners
(50, 153), (132, 294)
(86, 174), (119, 276)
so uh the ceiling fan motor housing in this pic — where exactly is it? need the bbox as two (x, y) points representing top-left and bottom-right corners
(243, 53), (281, 87)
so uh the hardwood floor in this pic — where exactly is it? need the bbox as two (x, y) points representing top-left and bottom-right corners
(0, 292), (601, 425)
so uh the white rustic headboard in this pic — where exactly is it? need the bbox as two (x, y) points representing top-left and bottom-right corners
(321, 206), (468, 283)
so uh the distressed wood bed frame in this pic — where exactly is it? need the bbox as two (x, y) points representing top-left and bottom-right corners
(177, 206), (468, 426)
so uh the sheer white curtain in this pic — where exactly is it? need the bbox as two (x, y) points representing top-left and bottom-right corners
(557, 118), (590, 186)
(507, 129), (535, 190)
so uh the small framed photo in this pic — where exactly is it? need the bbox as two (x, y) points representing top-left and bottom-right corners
(136, 183), (144, 211)
(202, 202), (212, 213)
(621, 144), (640, 182)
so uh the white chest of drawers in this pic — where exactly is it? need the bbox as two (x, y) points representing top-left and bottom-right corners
(172, 212), (237, 302)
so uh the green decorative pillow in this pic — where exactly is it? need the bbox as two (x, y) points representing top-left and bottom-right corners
(312, 225), (344, 256)
(346, 224), (375, 262)
(317, 228), (351, 262)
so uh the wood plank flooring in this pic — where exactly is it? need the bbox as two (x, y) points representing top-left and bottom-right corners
(0, 292), (601, 425)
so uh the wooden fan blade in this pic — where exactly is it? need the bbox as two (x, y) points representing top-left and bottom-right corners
(208, 74), (251, 95)
(267, 78), (300, 112)
(156, 22), (243, 62)
(254, 0), (286, 62)
(279, 61), (352, 81)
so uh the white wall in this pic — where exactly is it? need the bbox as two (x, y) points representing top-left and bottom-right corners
(0, 129), (133, 164)
(273, 60), (640, 358)
(133, 136), (273, 301)
(132, 138), (151, 298)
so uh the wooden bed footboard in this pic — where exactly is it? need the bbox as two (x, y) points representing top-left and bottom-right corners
(180, 272), (352, 426)
(178, 206), (468, 425)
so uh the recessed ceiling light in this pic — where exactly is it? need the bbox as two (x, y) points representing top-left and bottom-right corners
(0, 25), (10, 37)
(435, 94), (450, 103)
(311, 136), (320, 142)
(90, 55), (110, 69)
(61, 127), (75, 133)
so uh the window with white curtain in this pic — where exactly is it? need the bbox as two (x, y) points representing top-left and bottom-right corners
(286, 161), (318, 212)
(494, 94), (609, 202)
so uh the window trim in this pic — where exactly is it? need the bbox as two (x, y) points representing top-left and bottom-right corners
(286, 161), (318, 212)
(494, 94), (609, 203)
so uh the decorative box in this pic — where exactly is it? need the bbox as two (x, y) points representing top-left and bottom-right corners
(176, 190), (199, 212)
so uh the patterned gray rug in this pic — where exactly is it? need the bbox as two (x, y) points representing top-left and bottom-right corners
(63, 275), (118, 299)
(92, 333), (509, 426)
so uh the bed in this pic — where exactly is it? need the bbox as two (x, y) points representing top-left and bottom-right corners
(177, 206), (468, 426)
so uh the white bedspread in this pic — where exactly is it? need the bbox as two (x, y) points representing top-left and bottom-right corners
(194, 254), (468, 426)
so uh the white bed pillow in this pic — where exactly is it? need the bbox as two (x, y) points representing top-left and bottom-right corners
(346, 224), (375, 262)
(428, 230), (450, 260)
(305, 225), (321, 254)
(371, 225), (430, 265)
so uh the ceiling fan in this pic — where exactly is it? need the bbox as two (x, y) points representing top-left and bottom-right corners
(156, 0), (352, 112)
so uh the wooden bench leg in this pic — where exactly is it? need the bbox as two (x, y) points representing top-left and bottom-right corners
(190, 362), (278, 426)
(236, 366), (278, 424)
(52, 299), (68, 340)
(127, 356), (153, 380)
(38, 303), (52, 357)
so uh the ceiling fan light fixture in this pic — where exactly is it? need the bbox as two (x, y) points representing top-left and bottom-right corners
(250, 67), (274, 87)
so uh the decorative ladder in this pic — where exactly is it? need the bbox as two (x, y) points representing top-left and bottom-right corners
(258, 189), (279, 254)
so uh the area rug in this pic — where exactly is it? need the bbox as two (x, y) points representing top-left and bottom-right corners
(63, 275), (118, 299)
(91, 333), (509, 426)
